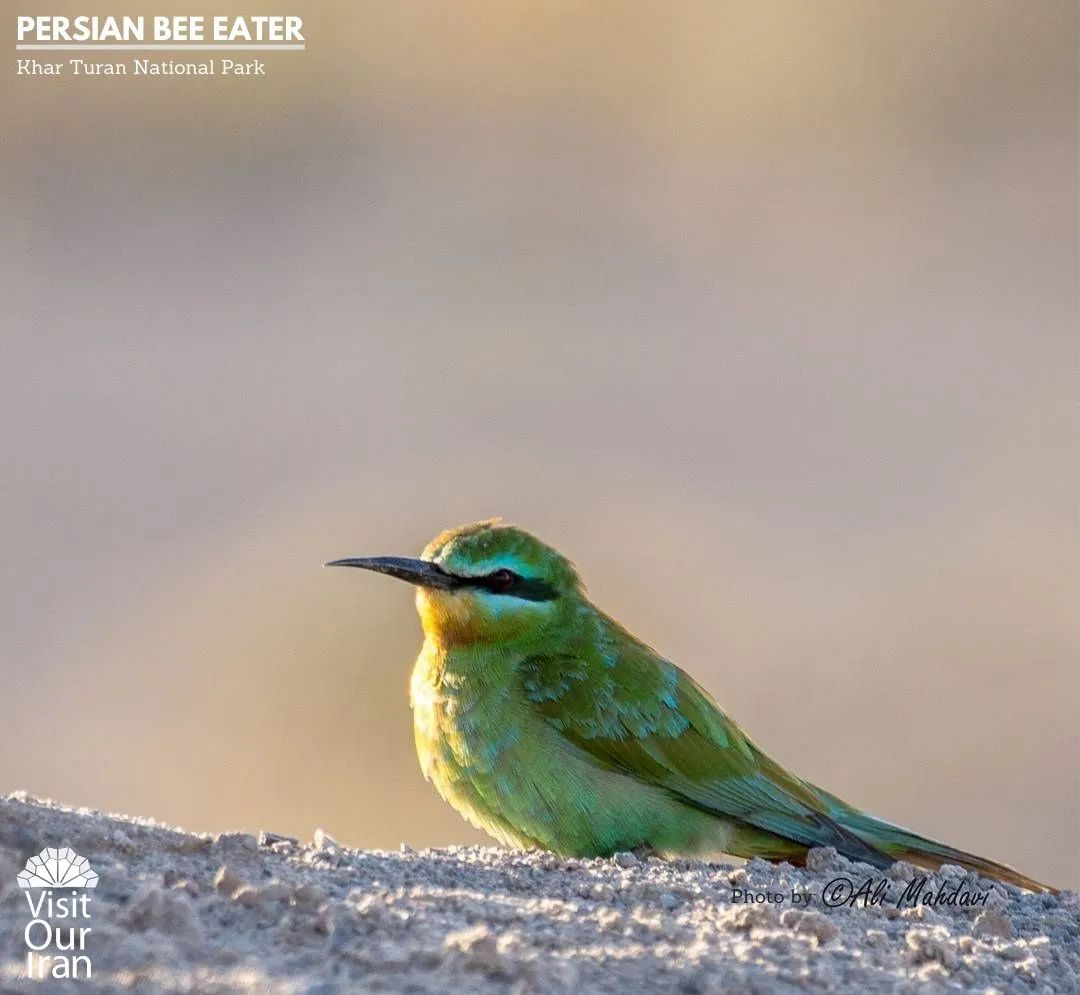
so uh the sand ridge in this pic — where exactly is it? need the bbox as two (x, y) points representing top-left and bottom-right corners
(0, 794), (1076, 993)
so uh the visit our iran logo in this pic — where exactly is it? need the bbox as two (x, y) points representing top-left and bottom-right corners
(17, 847), (98, 981)
(18, 847), (99, 889)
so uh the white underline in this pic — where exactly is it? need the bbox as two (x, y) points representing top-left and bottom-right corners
(16, 44), (306, 51)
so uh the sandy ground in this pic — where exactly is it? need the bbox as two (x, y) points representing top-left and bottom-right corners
(0, 794), (1076, 994)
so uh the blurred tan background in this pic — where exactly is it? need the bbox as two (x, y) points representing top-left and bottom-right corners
(3, 2), (1077, 888)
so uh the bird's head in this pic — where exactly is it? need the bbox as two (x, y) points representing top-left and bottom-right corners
(327, 520), (584, 648)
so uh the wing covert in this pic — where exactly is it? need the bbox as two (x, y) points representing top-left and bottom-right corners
(518, 631), (889, 865)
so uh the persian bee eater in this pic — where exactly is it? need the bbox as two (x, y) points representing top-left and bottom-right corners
(327, 520), (1055, 892)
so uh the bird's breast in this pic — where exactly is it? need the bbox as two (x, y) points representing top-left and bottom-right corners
(409, 648), (519, 778)
(408, 646), (548, 847)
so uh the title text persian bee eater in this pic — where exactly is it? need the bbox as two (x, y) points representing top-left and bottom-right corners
(327, 520), (1054, 892)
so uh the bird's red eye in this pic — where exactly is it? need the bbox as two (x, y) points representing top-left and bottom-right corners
(489, 569), (515, 592)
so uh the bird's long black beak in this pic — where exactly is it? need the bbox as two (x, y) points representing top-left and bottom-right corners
(324, 556), (461, 590)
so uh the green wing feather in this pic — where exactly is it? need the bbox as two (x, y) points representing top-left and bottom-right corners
(519, 623), (892, 868)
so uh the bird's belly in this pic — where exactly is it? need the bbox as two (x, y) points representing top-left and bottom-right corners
(410, 673), (732, 858)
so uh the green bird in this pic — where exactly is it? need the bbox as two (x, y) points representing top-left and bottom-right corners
(328, 519), (1054, 892)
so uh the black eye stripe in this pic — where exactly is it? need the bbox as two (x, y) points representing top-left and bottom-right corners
(465, 570), (558, 602)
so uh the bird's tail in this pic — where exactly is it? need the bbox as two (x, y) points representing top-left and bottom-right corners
(825, 801), (1057, 893)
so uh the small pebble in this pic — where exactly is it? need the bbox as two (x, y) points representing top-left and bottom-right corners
(804, 847), (842, 873)
(260, 881), (293, 904)
(294, 883), (327, 907)
(259, 830), (299, 848)
(121, 884), (203, 946)
(780, 909), (840, 945)
(905, 926), (958, 969)
(213, 865), (243, 897)
(720, 903), (779, 931)
(444, 924), (515, 978)
(312, 828), (343, 852)
(973, 909), (1014, 939)
(886, 861), (918, 883)
(214, 832), (258, 853)
(865, 929), (888, 948)
(998, 942), (1028, 962)
(232, 885), (263, 907)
